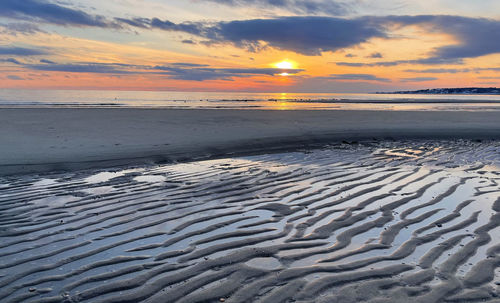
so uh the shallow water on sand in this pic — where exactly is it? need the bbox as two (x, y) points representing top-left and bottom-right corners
(0, 140), (499, 303)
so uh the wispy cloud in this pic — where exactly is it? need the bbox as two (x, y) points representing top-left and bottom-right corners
(403, 68), (470, 74)
(403, 67), (500, 73)
(200, 0), (350, 15)
(322, 73), (391, 82)
(0, 58), (22, 64)
(18, 61), (304, 81)
(6, 75), (23, 80)
(367, 52), (383, 58)
(0, 0), (118, 27)
(336, 57), (464, 67)
(0, 22), (43, 35)
(0, 45), (48, 56)
(153, 66), (304, 81)
(400, 77), (438, 82)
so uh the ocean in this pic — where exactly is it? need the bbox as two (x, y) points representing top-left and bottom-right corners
(1, 89), (500, 111)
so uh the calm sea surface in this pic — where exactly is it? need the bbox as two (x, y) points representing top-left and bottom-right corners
(1, 89), (500, 111)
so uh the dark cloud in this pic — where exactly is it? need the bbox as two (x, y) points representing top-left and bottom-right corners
(169, 63), (210, 67)
(2, 2), (500, 64)
(477, 82), (499, 85)
(0, 58), (22, 64)
(40, 59), (55, 64)
(0, 0), (118, 27)
(210, 17), (386, 55)
(6, 75), (24, 80)
(377, 15), (500, 62)
(403, 68), (470, 74)
(153, 65), (304, 81)
(126, 15), (500, 61)
(367, 52), (383, 58)
(400, 77), (438, 82)
(199, 0), (350, 15)
(28, 63), (128, 73)
(0, 46), (48, 56)
(404, 67), (500, 73)
(324, 73), (391, 82)
(336, 57), (464, 67)
(478, 67), (500, 72)
(0, 22), (43, 35)
(345, 53), (356, 58)
(181, 39), (196, 44)
(149, 18), (206, 36)
(118, 16), (385, 55)
(17, 61), (304, 81)
(114, 17), (150, 29)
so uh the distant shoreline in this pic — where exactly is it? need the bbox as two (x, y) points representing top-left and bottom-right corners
(378, 87), (500, 95)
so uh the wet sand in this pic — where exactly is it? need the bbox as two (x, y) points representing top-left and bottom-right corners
(1, 108), (500, 175)
(0, 140), (499, 302)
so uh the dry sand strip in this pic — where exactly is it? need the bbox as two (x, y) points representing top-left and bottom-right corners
(1, 108), (500, 175)
(0, 140), (499, 303)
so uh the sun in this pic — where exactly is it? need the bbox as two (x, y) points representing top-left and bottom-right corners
(274, 60), (296, 70)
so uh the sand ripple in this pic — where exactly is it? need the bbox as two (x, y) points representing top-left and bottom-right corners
(0, 140), (499, 303)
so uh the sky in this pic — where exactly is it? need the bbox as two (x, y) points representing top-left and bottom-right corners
(0, 0), (499, 92)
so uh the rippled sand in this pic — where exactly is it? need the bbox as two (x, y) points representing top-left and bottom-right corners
(0, 140), (499, 303)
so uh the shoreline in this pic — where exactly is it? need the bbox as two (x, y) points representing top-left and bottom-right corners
(1, 108), (500, 175)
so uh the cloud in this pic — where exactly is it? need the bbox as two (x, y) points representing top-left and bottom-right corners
(209, 17), (387, 55)
(0, 22), (43, 35)
(28, 63), (137, 74)
(400, 77), (438, 82)
(153, 65), (304, 81)
(0, 0), (118, 27)
(377, 15), (500, 62)
(478, 76), (500, 79)
(119, 16), (385, 56)
(114, 17), (150, 29)
(324, 73), (391, 82)
(149, 18), (206, 36)
(199, 0), (350, 15)
(169, 62), (210, 67)
(403, 68), (470, 73)
(367, 52), (383, 58)
(336, 57), (464, 67)
(127, 14), (500, 61)
(0, 46), (48, 56)
(477, 82), (499, 85)
(0, 58), (22, 64)
(403, 67), (500, 73)
(6, 75), (23, 80)
(18, 61), (304, 81)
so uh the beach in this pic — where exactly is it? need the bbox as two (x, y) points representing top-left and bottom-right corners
(1, 108), (500, 175)
(0, 108), (499, 303)
(0, 139), (499, 302)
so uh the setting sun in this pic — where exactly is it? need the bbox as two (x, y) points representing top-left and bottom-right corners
(274, 60), (296, 69)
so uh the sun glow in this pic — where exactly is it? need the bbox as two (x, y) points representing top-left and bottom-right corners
(274, 60), (296, 69)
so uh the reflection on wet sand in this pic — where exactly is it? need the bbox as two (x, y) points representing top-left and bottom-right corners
(0, 140), (499, 303)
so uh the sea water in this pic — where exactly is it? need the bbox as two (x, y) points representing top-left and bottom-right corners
(1, 89), (500, 111)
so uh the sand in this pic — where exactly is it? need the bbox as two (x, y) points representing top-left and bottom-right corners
(0, 141), (499, 302)
(0, 108), (499, 302)
(1, 108), (500, 175)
